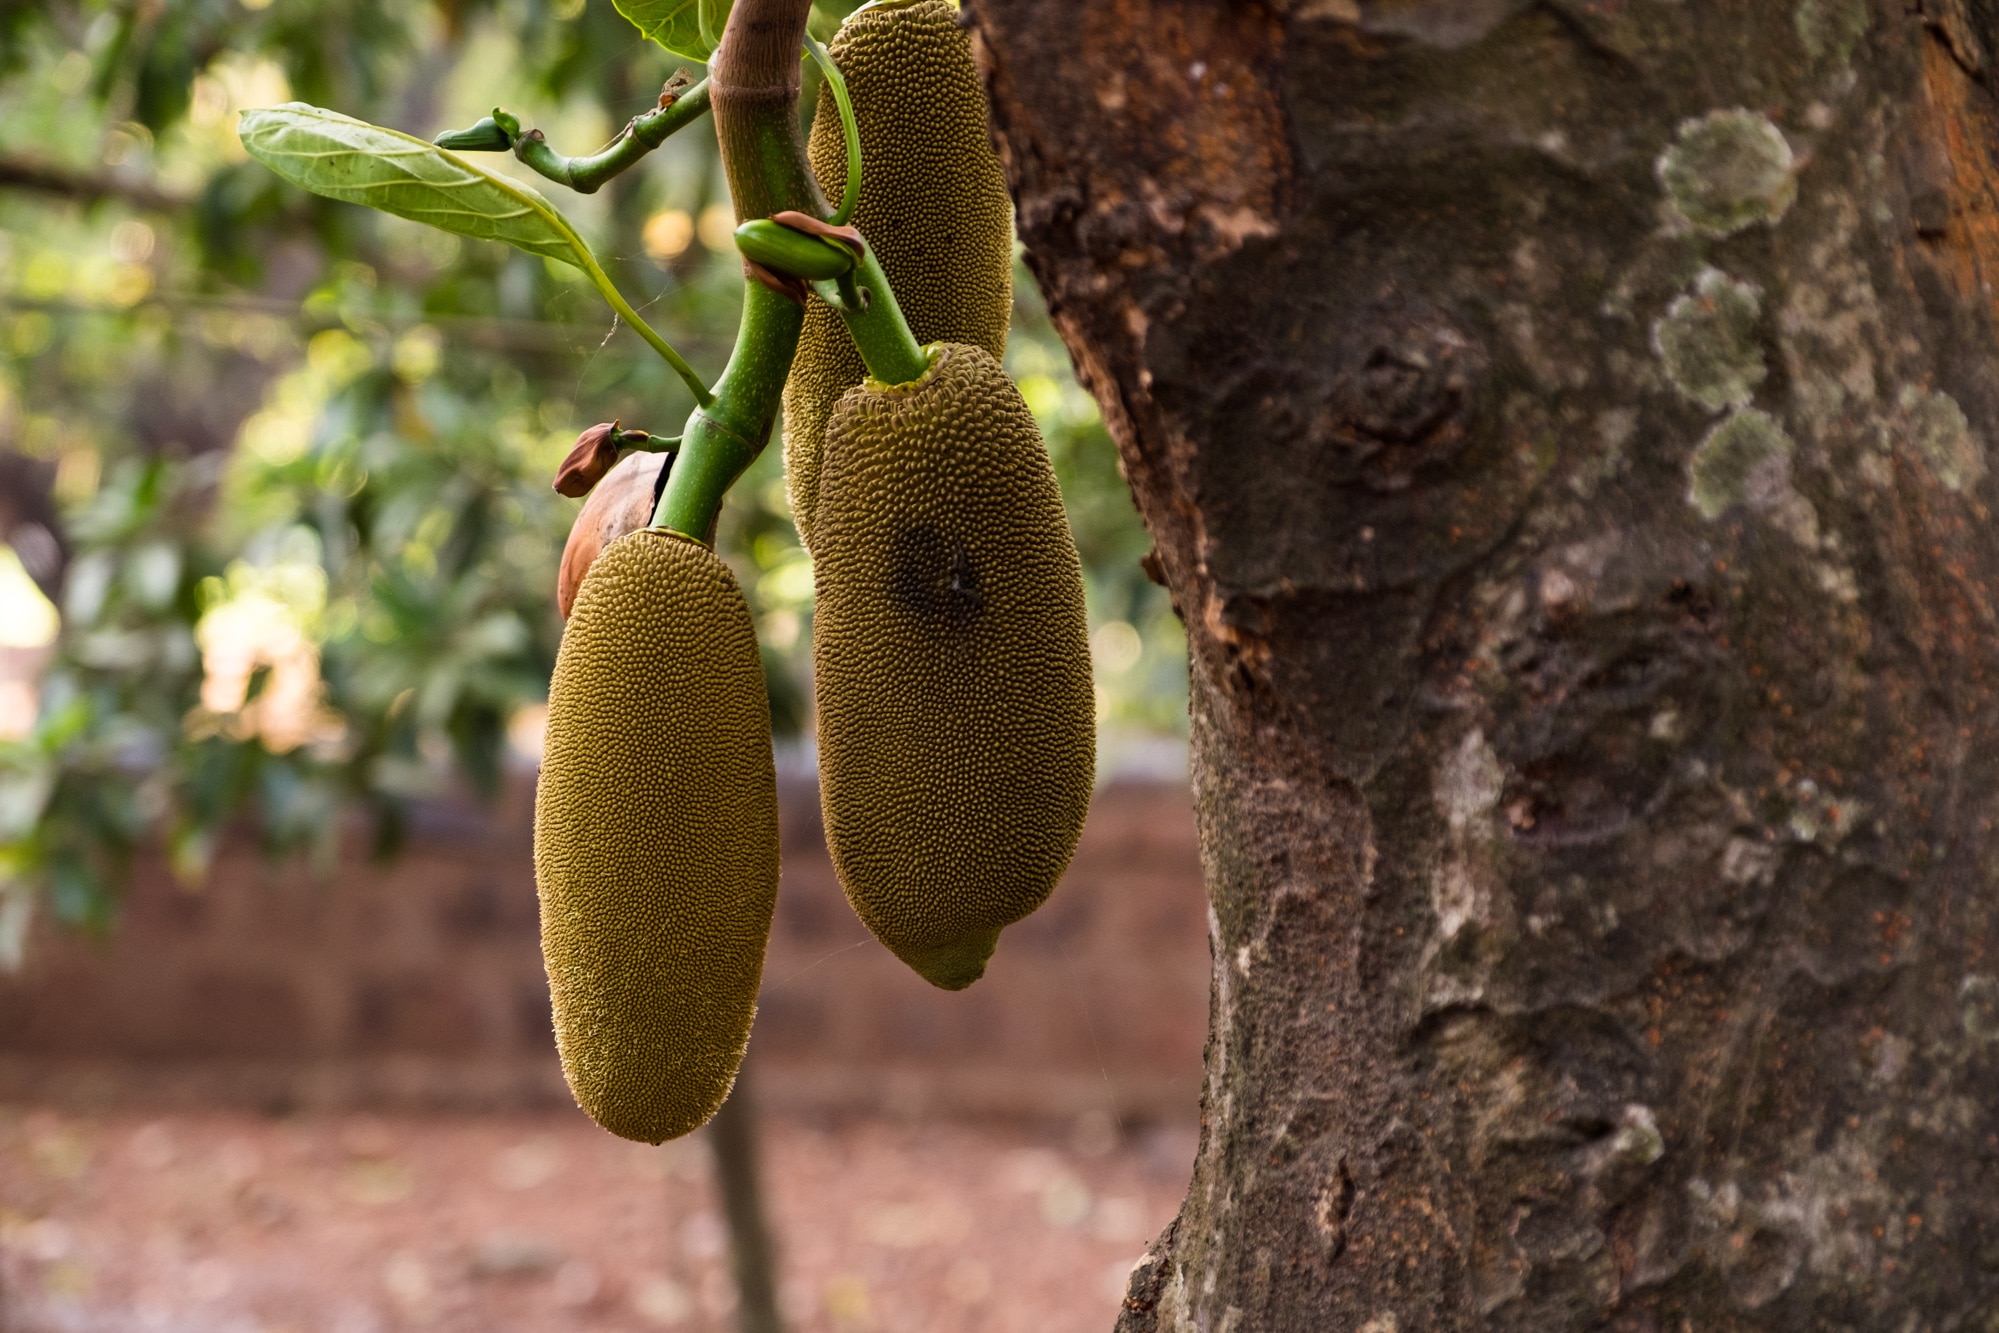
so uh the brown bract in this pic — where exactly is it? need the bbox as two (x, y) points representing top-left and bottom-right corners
(769, 209), (866, 256)
(556, 451), (667, 620)
(552, 422), (622, 498)
(743, 257), (810, 306)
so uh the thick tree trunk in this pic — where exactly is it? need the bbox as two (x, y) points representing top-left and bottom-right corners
(968, 1), (1999, 1326)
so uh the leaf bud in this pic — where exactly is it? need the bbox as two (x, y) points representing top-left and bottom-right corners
(432, 116), (513, 152)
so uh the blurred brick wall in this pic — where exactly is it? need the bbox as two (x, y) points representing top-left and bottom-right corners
(0, 773), (1211, 1124)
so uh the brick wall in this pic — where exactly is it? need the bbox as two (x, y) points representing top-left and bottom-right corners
(0, 772), (1211, 1124)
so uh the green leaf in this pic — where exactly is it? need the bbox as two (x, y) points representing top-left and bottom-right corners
(237, 103), (593, 271)
(613, 0), (733, 61)
(241, 103), (714, 406)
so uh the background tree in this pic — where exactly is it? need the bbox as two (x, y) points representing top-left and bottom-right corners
(965, 0), (1999, 1326)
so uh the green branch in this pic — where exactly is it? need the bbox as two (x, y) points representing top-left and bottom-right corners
(649, 0), (824, 540)
(656, 283), (802, 537)
(647, 4), (934, 537)
(438, 80), (714, 195)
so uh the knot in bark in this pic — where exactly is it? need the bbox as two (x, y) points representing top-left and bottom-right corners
(1312, 303), (1485, 492)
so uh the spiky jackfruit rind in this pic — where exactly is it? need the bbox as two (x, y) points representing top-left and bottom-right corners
(534, 529), (779, 1142)
(812, 344), (1094, 990)
(783, 0), (1014, 550)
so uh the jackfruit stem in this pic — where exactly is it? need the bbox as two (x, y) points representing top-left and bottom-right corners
(832, 245), (929, 386)
(638, 0), (825, 541)
(800, 23), (928, 384)
(659, 0), (928, 538)
(714, 0), (927, 386)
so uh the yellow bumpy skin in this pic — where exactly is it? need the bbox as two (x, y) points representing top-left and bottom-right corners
(812, 344), (1094, 990)
(783, 0), (1014, 550)
(534, 530), (779, 1143)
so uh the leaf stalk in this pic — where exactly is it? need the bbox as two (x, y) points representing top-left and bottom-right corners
(578, 246), (714, 408)
(802, 36), (861, 226)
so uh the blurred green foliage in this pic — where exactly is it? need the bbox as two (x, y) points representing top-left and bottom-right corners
(0, 0), (1183, 951)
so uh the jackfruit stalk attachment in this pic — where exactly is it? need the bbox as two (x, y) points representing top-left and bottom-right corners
(783, 0), (1015, 550)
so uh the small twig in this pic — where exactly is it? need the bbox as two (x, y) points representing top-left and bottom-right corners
(707, 1061), (785, 1333)
(438, 78), (713, 196)
(0, 291), (731, 359)
(0, 154), (191, 210)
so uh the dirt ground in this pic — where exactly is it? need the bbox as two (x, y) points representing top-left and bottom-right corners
(0, 1100), (1196, 1333)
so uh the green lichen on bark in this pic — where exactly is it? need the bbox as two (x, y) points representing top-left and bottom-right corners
(1795, 0), (1869, 62)
(1654, 268), (1766, 412)
(1688, 409), (1794, 519)
(1659, 110), (1798, 236)
(1900, 386), (1986, 492)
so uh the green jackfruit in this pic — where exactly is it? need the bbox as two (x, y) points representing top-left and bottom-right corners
(811, 344), (1094, 990)
(534, 529), (779, 1142)
(784, 0), (1014, 550)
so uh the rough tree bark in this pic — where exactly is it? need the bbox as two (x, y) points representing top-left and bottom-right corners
(968, 0), (1999, 1327)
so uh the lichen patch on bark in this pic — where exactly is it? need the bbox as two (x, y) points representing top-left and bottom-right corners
(1794, 0), (1869, 63)
(1898, 386), (1986, 492)
(1435, 729), (1505, 834)
(1654, 268), (1766, 412)
(1658, 110), (1799, 237)
(1687, 410), (1800, 525)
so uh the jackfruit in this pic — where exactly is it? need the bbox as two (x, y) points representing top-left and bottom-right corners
(535, 529), (779, 1142)
(811, 344), (1094, 990)
(784, 0), (1014, 550)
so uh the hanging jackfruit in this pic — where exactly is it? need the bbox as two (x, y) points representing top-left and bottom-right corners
(783, 0), (1014, 549)
(811, 344), (1094, 990)
(534, 529), (779, 1143)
